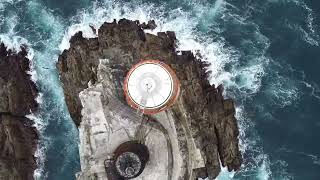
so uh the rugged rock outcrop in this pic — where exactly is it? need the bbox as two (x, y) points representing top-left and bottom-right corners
(0, 43), (38, 180)
(57, 19), (242, 179)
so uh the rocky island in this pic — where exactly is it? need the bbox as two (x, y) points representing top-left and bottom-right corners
(0, 44), (38, 180)
(57, 19), (242, 179)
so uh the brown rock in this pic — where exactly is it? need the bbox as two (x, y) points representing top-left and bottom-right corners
(0, 43), (38, 180)
(57, 19), (242, 179)
(139, 20), (157, 30)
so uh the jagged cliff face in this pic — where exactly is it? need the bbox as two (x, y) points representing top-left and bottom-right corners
(57, 19), (242, 179)
(0, 44), (38, 180)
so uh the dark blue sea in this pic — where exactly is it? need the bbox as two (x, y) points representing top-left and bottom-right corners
(1, 0), (320, 179)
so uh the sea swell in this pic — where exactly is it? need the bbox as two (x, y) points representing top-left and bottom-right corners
(0, 0), (80, 179)
(1, 0), (319, 179)
(55, 0), (277, 179)
(0, 0), (275, 179)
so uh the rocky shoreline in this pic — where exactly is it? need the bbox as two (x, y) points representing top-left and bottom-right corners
(57, 19), (242, 179)
(0, 43), (38, 180)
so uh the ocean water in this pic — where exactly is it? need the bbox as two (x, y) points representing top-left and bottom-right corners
(1, 0), (320, 179)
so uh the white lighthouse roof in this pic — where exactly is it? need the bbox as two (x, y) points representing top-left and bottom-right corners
(126, 62), (173, 109)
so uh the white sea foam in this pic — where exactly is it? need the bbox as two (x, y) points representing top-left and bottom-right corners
(1, 1), (69, 178)
(0, 20), (39, 99)
(0, 0), (23, 10)
(303, 81), (320, 101)
(0, 0), (274, 178)
(59, 1), (248, 95)
(56, 0), (278, 179)
(287, 23), (319, 46)
(24, 1), (81, 178)
(25, 113), (46, 180)
(0, 38), (43, 178)
(1, 0), (308, 178)
(0, 35), (29, 52)
(0, 32), (43, 180)
(290, 0), (319, 46)
(59, 23), (97, 51)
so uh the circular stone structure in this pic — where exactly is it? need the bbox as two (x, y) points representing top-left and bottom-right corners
(124, 60), (180, 114)
(115, 152), (141, 178)
(112, 141), (149, 179)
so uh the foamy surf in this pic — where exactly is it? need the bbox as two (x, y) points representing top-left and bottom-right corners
(0, 1), (75, 179)
(1, 0), (272, 178)
(2, 0), (317, 179)
(0, 34), (45, 179)
(57, 0), (275, 179)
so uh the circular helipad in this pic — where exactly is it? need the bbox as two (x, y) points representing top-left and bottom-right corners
(124, 60), (180, 114)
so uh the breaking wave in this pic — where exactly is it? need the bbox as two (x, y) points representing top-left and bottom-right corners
(0, 33), (45, 180)
(1, 0), (79, 179)
(1, 0), (319, 179)
(0, 7), (45, 177)
(59, 0), (275, 179)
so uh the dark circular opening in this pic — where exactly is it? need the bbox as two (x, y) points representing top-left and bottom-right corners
(115, 152), (141, 178)
(111, 141), (149, 179)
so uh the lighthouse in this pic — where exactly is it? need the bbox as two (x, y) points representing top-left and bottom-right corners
(124, 60), (180, 114)
(76, 59), (181, 180)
